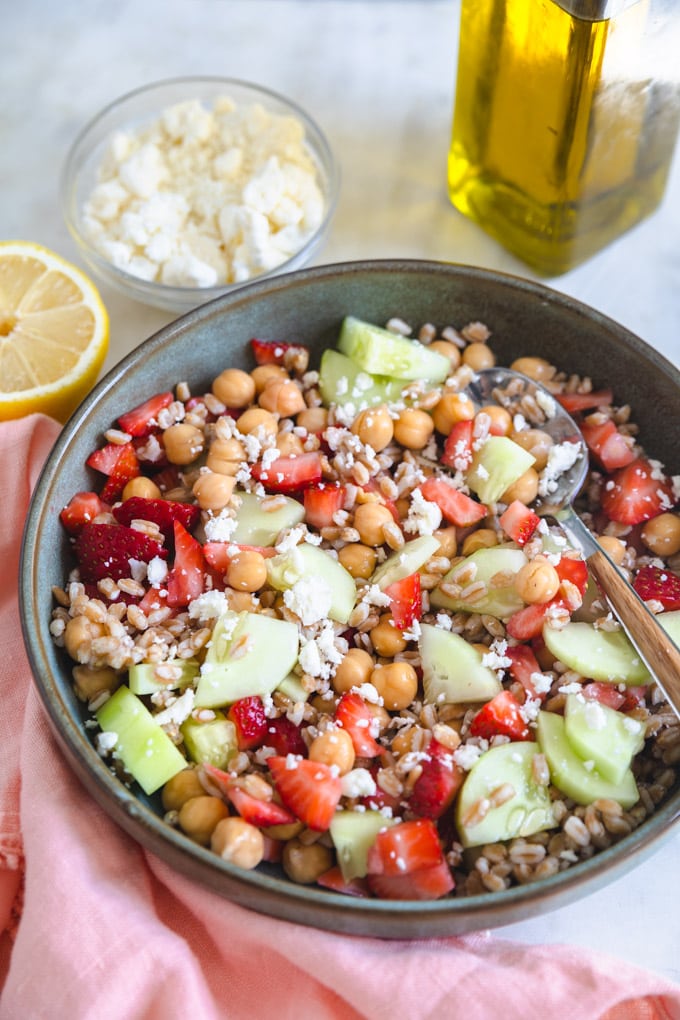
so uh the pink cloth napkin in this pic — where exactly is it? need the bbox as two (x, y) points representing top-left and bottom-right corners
(1, 413), (679, 1020)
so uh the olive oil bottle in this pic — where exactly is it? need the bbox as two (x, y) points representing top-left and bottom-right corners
(448, 0), (680, 275)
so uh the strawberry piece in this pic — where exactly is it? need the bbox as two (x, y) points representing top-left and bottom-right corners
(367, 859), (454, 901)
(580, 418), (635, 472)
(117, 391), (174, 437)
(316, 866), (371, 898)
(87, 442), (141, 503)
(268, 756), (342, 831)
(601, 458), (674, 526)
(440, 419), (474, 471)
(582, 682), (626, 710)
(499, 500), (540, 546)
(469, 690), (530, 741)
(632, 564), (680, 610)
(150, 465), (183, 493)
(366, 818), (444, 876)
(227, 696), (268, 750)
(261, 835), (283, 864)
(251, 451), (323, 494)
(264, 716), (308, 757)
(166, 520), (205, 608)
(359, 765), (403, 813)
(73, 522), (167, 583)
(556, 390), (614, 414)
(555, 555), (589, 598)
(506, 602), (553, 641)
(384, 572), (422, 631)
(335, 692), (382, 758)
(59, 491), (109, 535)
(419, 477), (486, 528)
(203, 541), (276, 572)
(504, 644), (547, 701)
(112, 496), (200, 542)
(303, 483), (346, 530)
(137, 585), (170, 616)
(407, 738), (463, 820)
(227, 784), (297, 828)
(250, 338), (308, 366)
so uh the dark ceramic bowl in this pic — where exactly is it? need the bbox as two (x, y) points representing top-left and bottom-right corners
(19, 260), (680, 938)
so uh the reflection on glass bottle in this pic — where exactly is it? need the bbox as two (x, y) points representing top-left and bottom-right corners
(448, 0), (680, 275)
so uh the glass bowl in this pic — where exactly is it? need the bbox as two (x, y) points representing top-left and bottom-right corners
(60, 76), (339, 313)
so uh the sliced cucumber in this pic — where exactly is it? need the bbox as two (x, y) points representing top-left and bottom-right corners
(181, 712), (237, 769)
(318, 349), (408, 409)
(430, 545), (528, 620)
(542, 621), (649, 685)
(330, 809), (395, 881)
(370, 534), (440, 590)
(338, 316), (450, 383)
(564, 694), (645, 785)
(128, 659), (199, 696)
(266, 542), (357, 625)
(96, 685), (186, 795)
(466, 436), (536, 505)
(456, 742), (556, 848)
(537, 710), (639, 809)
(277, 672), (310, 703)
(419, 622), (502, 704)
(232, 490), (305, 547)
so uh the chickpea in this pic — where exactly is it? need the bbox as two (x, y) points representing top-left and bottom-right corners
(477, 405), (512, 437)
(275, 431), (305, 457)
(641, 513), (680, 557)
(432, 392), (475, 436)
(178, 795), (229, 846)
(210, 816), (264, 869)
(502, 467), (540, 505)
(296, 406), (328, 433)
(351, 404), (394, 452)
(258, 377), (306, 417)
(192, 471), (236, 511)
(333, 647), (375, 694)
(461, 528), (498, 556)
(434, 526), (458, 559)
(370, 614), (408, 657)
(370, 661), (419, 711)
(206, 436), (246, 476)
(162, 423), (205, 465)
(225, 590), (260, 613)
(309, 727), (356, 774)
(64, 616), (106, 662)
(236, 407), (278, 438)
(367, 702), (391, 734)
(391, 724), (427, 757)
(212, 368), (256, 409)
(394, 497), (410, 520)
(263, 820), (305, 841)
(598, 535), (627, 565)
(122, 476), (161, 500)
(72, 664), (119, 702)
(428, 339), (461, 371)
(338, 542), (377, 579)
(162, 768), (205, 812)
(251, 363), (288, 394)
(462, 342), (495, 371)
(226, 549), (268, 592)
(353, 501), (395, 546)
(393, 408), (434, 450)
(282, 838), (333, 884)
(515, 557), (561, 604)
(510, 356), (555, 383)
(510, 429), (553, 471)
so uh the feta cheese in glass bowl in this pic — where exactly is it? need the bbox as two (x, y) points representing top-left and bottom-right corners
(61, 77), (339, 312)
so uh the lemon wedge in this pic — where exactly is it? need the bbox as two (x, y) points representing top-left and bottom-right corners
(0, 241), (109, 423)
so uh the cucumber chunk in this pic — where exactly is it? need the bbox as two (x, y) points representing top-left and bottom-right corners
(537, 710), (639, 809)
(195, 610), (299, 708)
(96, 685), (186, 795)
(456, 742), (555, 848)
(277, 672), (310, 703)
(466, 436), (536, 505)
(338, 316), (450, 383)
(430, 546), (528, 620)
(128, 659), (199, 696)
(370, 534), (440, 590)
(231, 491), (305, 547)
(564, 693), (645, 785)
(318, 349), (408, 409)
(330, 810), (395, 881)
(542, 621), (649, 684)
(419, 622), (502, 704)
(266, 542), (357, 625)
(181, 713), (237, 769)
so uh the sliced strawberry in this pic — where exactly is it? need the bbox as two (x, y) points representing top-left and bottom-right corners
(227, 696), (269, 750)
(407, 738), (463, 820)
(632, 564), (680, 610)
(60, 491), (109, 535)
(251, 451), (323, 494)
(227, 785), (297, 828)
(505, 644), (548, 701)
(316, 866), (371, 898)
(303, 482), (346, 530)
(137, 586), (171, 617)
(203, 541), (276, 572)
(268, 756), (342, 831)
(367, 860), (454, 901)
(582, 682), (626, 710)
(366, 818), (444, 876)
(359, 765), (403, 813)
(619, 685), (648, 711)
(264, 716), (308, 757)
(261, 835), (283, 864)
(117, 391), (174, 437)
(384, 572), (422, 631)
(556, 390), (614, 414)
(250, 338), (308, 366)
(555, 555), (589, 598)
(166, 520), (205, 608)
(506, 602), (553, 641)
(335, 692), (382, 758)
(419, 477), (486, 527)
(469, 691), (531, 741)
(499, 500), (540, 546)
(580, 418), (635, 473)
(73, 522), (167, 583)
(112, 496), (200, 542)
(150, 465), (183, 493)
(440, 419), (474, 471)
(601, 458), (674, 526)
(87, 442), (141, 503)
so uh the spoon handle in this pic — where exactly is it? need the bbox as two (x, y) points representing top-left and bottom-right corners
(555, 507), (680, 720)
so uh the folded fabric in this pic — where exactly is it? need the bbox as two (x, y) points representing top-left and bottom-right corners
(1, 414), (679, 1020)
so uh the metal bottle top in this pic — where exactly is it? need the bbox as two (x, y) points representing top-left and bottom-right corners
(552, 0), (642, 20)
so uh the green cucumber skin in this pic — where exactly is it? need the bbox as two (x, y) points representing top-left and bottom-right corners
(338, 316), (449, 383)
(419, 623), (502, 704)
(232, 491), (305, 547)
(430, 546), (528, 620)
(467, 436), (536, 505)
(318, 349), (407, 409)
(330, 810), (395, 881)
(563, 694), (644, 785)
(370, 535), (440, 590)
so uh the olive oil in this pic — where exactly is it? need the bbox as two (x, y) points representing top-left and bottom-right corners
(448, 0), (680, 275)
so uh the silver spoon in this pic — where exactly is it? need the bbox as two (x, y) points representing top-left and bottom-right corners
(449, 366), (680, 719)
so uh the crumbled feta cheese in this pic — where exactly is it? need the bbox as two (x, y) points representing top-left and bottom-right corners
(188, 590), (229, 621)
(340, 768), (377, 799)
(403, 487), (442, 536)
(204, 509), (238, 542)
(154, 689), (195, 728)
(95, 731), (118, 756)
(538, 440), (582, 497)
(284, 576), (333, 626)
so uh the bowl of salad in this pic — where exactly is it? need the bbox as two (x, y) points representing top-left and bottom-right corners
(19, 260), (680, 937)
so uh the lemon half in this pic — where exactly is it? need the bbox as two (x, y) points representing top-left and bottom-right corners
(0, 241), (109, 423)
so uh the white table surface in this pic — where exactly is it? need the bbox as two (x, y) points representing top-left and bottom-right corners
(4, 0), (680, 986)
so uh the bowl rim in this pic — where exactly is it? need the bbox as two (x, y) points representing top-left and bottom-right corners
(59, 74), (340, 305)
(20, 258), (680, 937)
